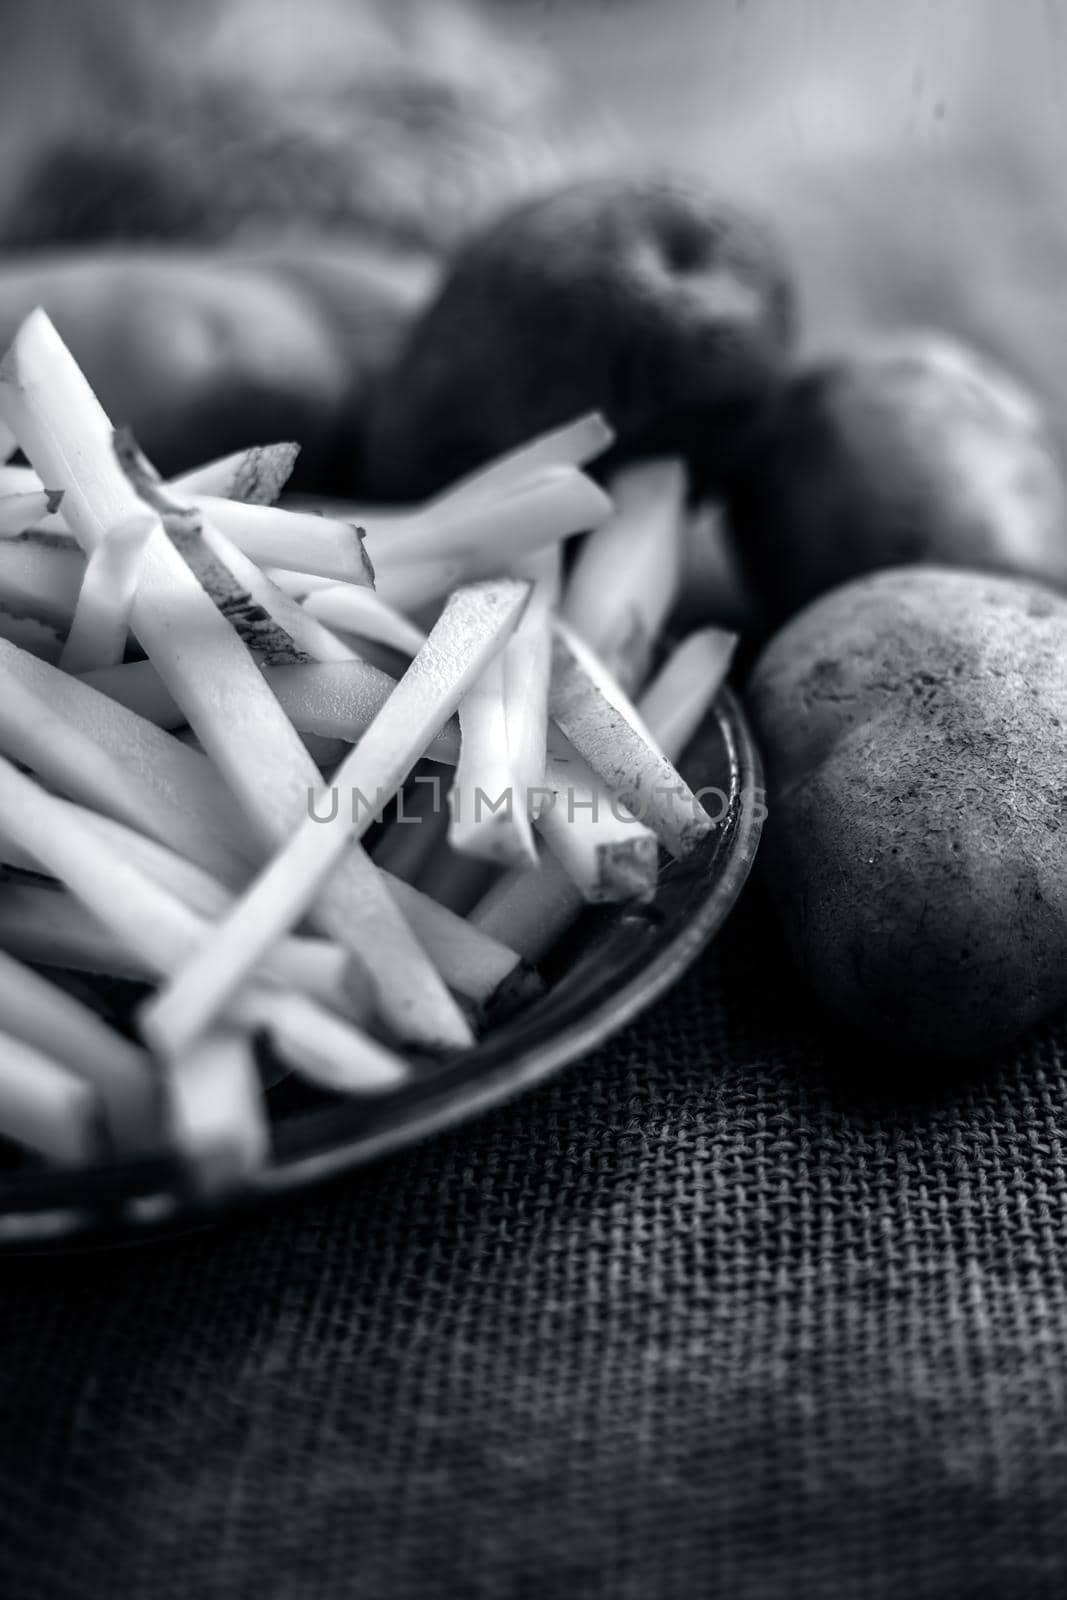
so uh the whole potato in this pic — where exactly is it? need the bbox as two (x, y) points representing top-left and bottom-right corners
(730, 333), (1067, 621)
(362, 176), (795, 499)
(0, 245), (432, 487)
(747, 566), (1067, 1058)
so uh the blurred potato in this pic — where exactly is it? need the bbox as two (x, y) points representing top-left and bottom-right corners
(0, 245), (433, 483)
(729, 332), (1067, 620)
(4, 0), (1067, 501)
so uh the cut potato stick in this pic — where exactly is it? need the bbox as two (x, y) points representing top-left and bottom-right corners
(563, 457), (686, 693)
(381, 870), (525, 1004)
(371, 776), (448, 885)
(140, 579), (529, 1060)
(677, 500), (759, 632)
(363, 778), (491, 929)
(471, 627), (735, 958)
(433, 412), (614, 510)
(0, 800), (236, 919)
(361, 472), (607, 617)
(1, 829), (55, 873)
(0, 883), (149, 979)
(0, 751), (257, 976)
(0, 531), (467, 1036)
(550, 621), (715, 860)
(169, 518), (359, 665)
(0, 950), (160, 1156)
(83, 800), (516, 1011)
(0, 645), (252, 885)
(77, 659), (187, 729)
(263, 663), (461, 760)
(0, 773), (359, 1016)
(302, 583), (427, 657)
(260, 936), (368, 1019)
(0, 535), (83, 625)
(0, 609), (64, 663)
(413, 843), (498, 918)
(68, 795), (523, 1007)
(50, 803), (240, 921)
(24, 445), (301, 541)
(0, 870), (358, 1020)
(0, 316), (142, 556)
(170, 442), (299, 505)
(0, 779), (523, 1011)
(366, 465), (611, 572)
(0, 307), (417, 982)
(117, 436), (359, 667)
(450, 652), (537, 868)
(126, 464), (476, 1043)
(281, 413), (612, 535)
(300, 731), (347, 772)
(165, 1030), (269, 1197)
(371, 553), (468, 615)
(75, 655), (462, 759)
(58, 511), (154, 673)
(551, 615), (662, 750)
(0, 489), (63, 536)
(245, 991), (410, 1096)
(537, 736), (659, 904)
(60, 814), (366, 1018)
(636, 627), (738, 758)
(188, 495), (372, 585)
(0, 347), (465, 1050)
(504, 544), (559, 822)
(119, 582), (464, 1033)
(3, 524), (78, 551)
(0, 315), (343, 669)
(0, 1030), (105, 1167)
(25, 443), (300, 528)
(470, 850), (581, 966)
(0, 464), (42, 496)
(322, 635), (410, 679)
(0, 665), (216, 873)
(0, 638), (253, 880)
(261, 567), (335, 600)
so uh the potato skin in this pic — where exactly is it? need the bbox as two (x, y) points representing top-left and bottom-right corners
(747, 566), (1067, 1058)
(730, 333), (1067, 622)
(362, 176), (795, 499)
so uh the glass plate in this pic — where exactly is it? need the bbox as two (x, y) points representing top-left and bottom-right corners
(0, 687), (764, 1252)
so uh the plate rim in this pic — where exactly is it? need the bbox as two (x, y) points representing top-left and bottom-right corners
(0, 687), (764, 1251)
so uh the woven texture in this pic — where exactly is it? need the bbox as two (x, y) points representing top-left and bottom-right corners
(2, 902), (1066, 1600)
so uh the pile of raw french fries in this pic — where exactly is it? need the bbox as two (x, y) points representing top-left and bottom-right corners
(0, 309), (736, 1194)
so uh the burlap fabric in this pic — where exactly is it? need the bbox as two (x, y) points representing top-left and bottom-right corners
(2, 896), (1065, 1599)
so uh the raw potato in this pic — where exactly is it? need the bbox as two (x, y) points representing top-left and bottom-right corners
(730, 333), (1067, 621)
(363, 177), (794, 499)
(747, 566), (1067, 1058)
(140, 580), (528, 1058)
(0, 247), (432, 483)
(169, 442), (300, 504)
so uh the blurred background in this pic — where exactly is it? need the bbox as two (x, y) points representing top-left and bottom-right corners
(2, 0), (1066, 462)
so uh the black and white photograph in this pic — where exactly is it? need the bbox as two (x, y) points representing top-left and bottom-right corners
(1, 1), (1067, 1595)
